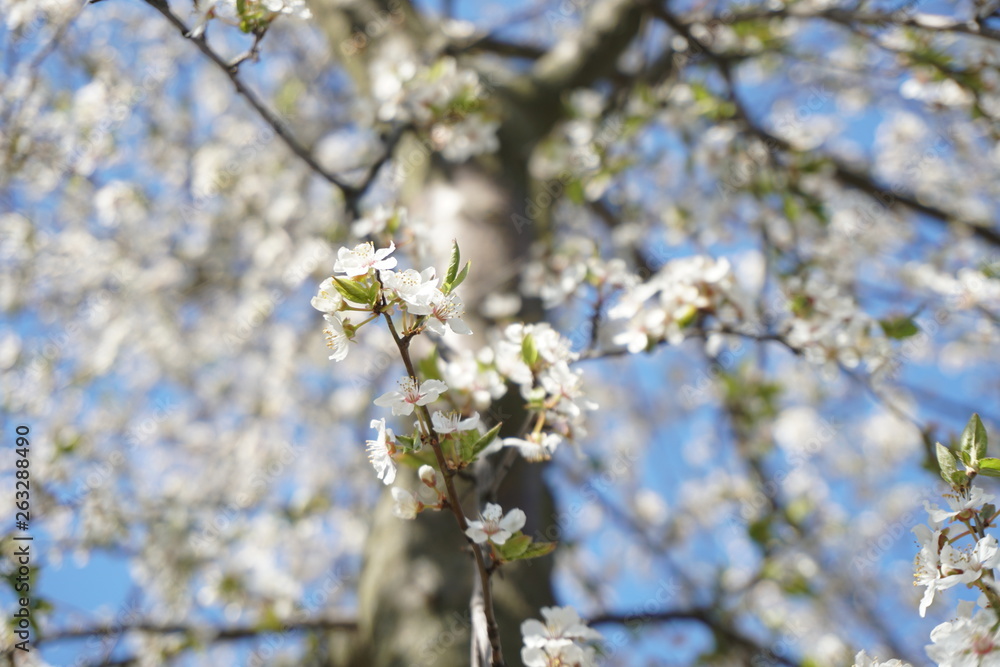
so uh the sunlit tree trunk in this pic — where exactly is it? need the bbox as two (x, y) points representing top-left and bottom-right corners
(306, 2), (644, 664)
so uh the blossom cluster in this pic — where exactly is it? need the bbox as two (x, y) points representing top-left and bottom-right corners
(493, 322), (597, 458)
(782, 274), (890, 372)
(857, 415), (1000, 665)
(520, 606), (603, 667)
(310, 240), (591, 560)
(189, 0), (312, 38)
(309, 236), (605, 663)
(373, 56), (499, 162)
(608, 255), (742, 352)
(521, 238), (635, 309)
(310, 240), (472, 363)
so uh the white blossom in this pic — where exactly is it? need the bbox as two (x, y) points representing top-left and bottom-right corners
(852, 650), (912, 667)
(366, 418), (397, 485)
(431, 411), (479, 434)
(465, 503), (526, 546)
(311, 277), (344, 314)
(374, 378), (449, 416)
(391, 487), (419, 520)
(926, 603), (1000, 666)
(925, 486), (996, 524)
(323, 313), (350, 362)
(333, 241), (397, 277)
(503, 433), (562, 462)
(426, 290), (473, 335)
(381, 267), (438, 314)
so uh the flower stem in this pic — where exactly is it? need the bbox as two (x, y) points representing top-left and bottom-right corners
(380, 308), (505, 666)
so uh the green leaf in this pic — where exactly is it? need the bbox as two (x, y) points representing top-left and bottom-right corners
(961, 413), (988, 464)
(450, 261), (470, 292)
(978, 458), (1000, 477)
(497, 533), (531, 561)
(782, 195), (800, 222)
(516, 540), (557, 561)
(522, 333), (538, 366)
(469, 422), (503, 459)
(880, 316), (920, 340)
(936, 443), (965, 486)
(675, 303), (698, 328)
(333, 276), (375, 306)
(983, 503), (996, 522)
(445, 241), (461, 288)
(565, 180), (585, 205)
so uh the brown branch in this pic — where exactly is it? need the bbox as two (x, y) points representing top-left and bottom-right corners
(36, 615), (357, 645)
(378, 300), (506, 666)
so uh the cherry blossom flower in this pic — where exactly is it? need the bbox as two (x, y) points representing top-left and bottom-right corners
(333, 241), (397, 277)
(522, 642), (597, 667)
(381, 268), (438, 314)
(351, 205), (399, 237)
(925, 485), (996, 524)
(914, 521), (1000, 617)
(926, 602), (1000, 665)
(521, 606), (602, 667)
(426, 290), (472, 335)
(439, 348), (508, 410)
(366, 419), (397, 485)
(311, 277), (344, 314)
(323, 314), (350, 362)
(374, 378), (448, 416)
(852, 650), (912, 667)
(465, 503), (526, 546)
(391, 487), (419, 520)
(521, 605), (603, 647)
(431, 411), (479, 434)
(503, 433), (562, 462)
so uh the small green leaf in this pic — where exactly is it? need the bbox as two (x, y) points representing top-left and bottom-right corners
(469, 422), (503, 459)
(978, 458), (1000, 477)
(497, 533), (531, 561)
(446, 241), (461, 285)
(961, 413), (988, 464)
(333, 276), (375, 306)
(983, 503), (997, 522)
(450, 261), (471, 292)
(936, 443), (964, 486)
(522, 333), (538, 366)
(675, 303), (698, 328)
(516, 540), (557, 561)
(565, 180), (585, 205)
(879, 316), (919, 340)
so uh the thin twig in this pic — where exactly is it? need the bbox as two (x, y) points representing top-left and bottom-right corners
(142, 0), (398, 215)
(378, 294), (506, 667)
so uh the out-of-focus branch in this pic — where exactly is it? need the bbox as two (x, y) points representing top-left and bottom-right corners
(36, 615), (358, 644)
(652, 5), (1000, 250)
(141, 0), (391, 214)
(589, 608), (799, 667)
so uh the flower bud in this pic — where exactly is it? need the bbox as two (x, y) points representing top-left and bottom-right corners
(419, 465), (437, 488)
